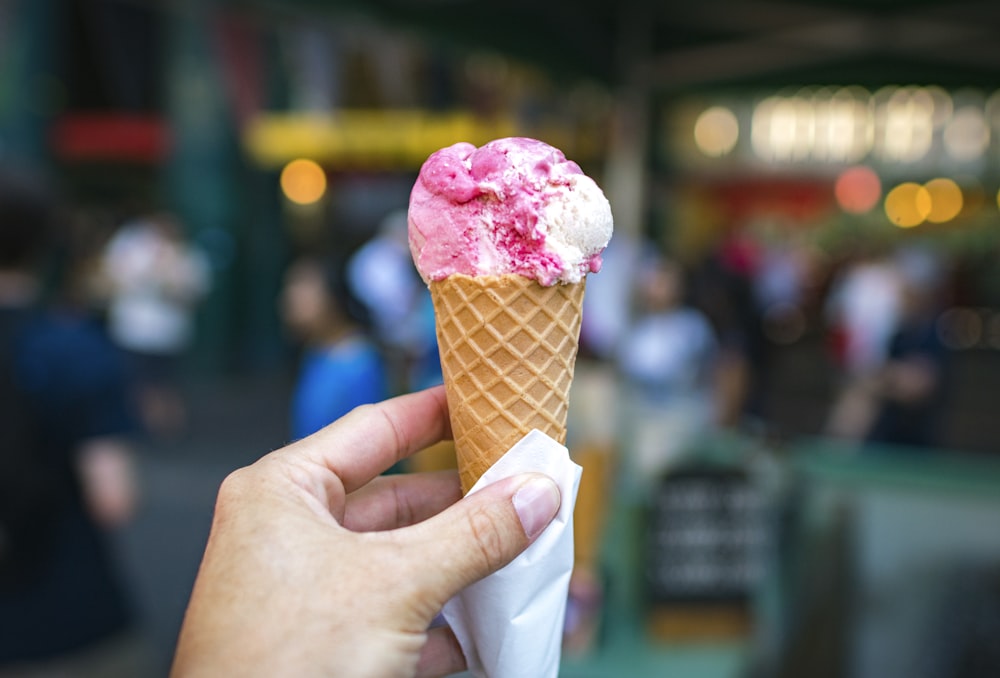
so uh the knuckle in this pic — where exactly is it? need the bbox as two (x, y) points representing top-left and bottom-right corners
(214, 466), (260, 518)
(465, 505), (507, 573)
(390, 479), (415, 528)
(217, 466), (250, 498)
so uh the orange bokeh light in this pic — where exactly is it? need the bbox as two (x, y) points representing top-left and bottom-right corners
(834, 165), (882, 214)
(280, 158), (327, 205)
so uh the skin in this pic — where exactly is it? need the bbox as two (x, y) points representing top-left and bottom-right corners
(280, 259), (353, 346)
(77, 437), (138, 527)
(171, 385), (561, 678)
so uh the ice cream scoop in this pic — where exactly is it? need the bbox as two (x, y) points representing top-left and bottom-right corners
(408, 137), (613, 287)
(409, 136), (612, 494)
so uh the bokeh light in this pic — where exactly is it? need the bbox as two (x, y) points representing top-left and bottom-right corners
(873, 86), (935, 163)
(694, 106), (740, 157)
(884, 182), (931, 227)
(834, 165), (882, 214)
(943, 106), (990, 162)
(923, 178), (964, 223)
(752, 96), (807, 162)
(925, 85), (955, 127)
(280, 158), (327, 205)
(813, 87), (872, 162)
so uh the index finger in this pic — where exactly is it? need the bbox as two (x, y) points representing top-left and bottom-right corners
(284, 385), (451, 493)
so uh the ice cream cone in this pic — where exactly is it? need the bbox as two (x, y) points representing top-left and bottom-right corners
(430, 273), (585, 494)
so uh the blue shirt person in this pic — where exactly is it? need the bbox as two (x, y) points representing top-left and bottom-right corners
(281, 256), (390, 441)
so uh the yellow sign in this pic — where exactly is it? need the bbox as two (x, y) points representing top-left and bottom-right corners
(243, 110), (603, 169)
(244, 110), (521, 169)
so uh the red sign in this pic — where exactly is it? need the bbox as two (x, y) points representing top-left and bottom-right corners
(51, 114), (170, 163)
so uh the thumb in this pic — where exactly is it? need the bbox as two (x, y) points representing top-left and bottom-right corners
(401, 473), (561, 607)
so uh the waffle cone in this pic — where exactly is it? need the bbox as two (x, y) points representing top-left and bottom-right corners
(429, 274), (585, 493)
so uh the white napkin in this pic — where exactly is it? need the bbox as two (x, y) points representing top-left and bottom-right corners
(442, 430), (583, 678)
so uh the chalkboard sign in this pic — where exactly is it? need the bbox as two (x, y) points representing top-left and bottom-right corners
(645, 467), (767, 604)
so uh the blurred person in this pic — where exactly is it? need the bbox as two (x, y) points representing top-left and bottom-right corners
(402, 290), (443, 391)
(171, 386), (561, 677)
(864, 251), (950, 448)
(347, 209), (440, 392)
(752, 237), (823, 347)
(826, 247), (949, 447)
(281, 255), (390, 441)
(577, 234), (637, 362)
(99, 212), (211, 439)
(615, 253), (719, 492)
(0, 168), (148, 676)
(823, 248), (904, 377)
(690, 248), (768, 429)
(823, 248), (905, 440)
(346, 210), (418, 348)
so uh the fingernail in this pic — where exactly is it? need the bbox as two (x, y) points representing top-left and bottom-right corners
(513, 476), (560, 540)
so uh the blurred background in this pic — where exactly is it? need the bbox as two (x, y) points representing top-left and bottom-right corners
(2, 0), (1000, 676)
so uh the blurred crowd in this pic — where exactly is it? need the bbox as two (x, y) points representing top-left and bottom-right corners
(0, 155), (989, 677)
(568, 227), (957, 488)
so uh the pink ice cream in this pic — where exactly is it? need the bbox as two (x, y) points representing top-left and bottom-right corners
(408, 137), (613, 286)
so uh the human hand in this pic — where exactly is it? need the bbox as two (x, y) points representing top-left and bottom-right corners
(170, 385), (561, 678)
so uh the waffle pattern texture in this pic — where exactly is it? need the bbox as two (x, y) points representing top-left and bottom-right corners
(430, 274), (585, 493)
